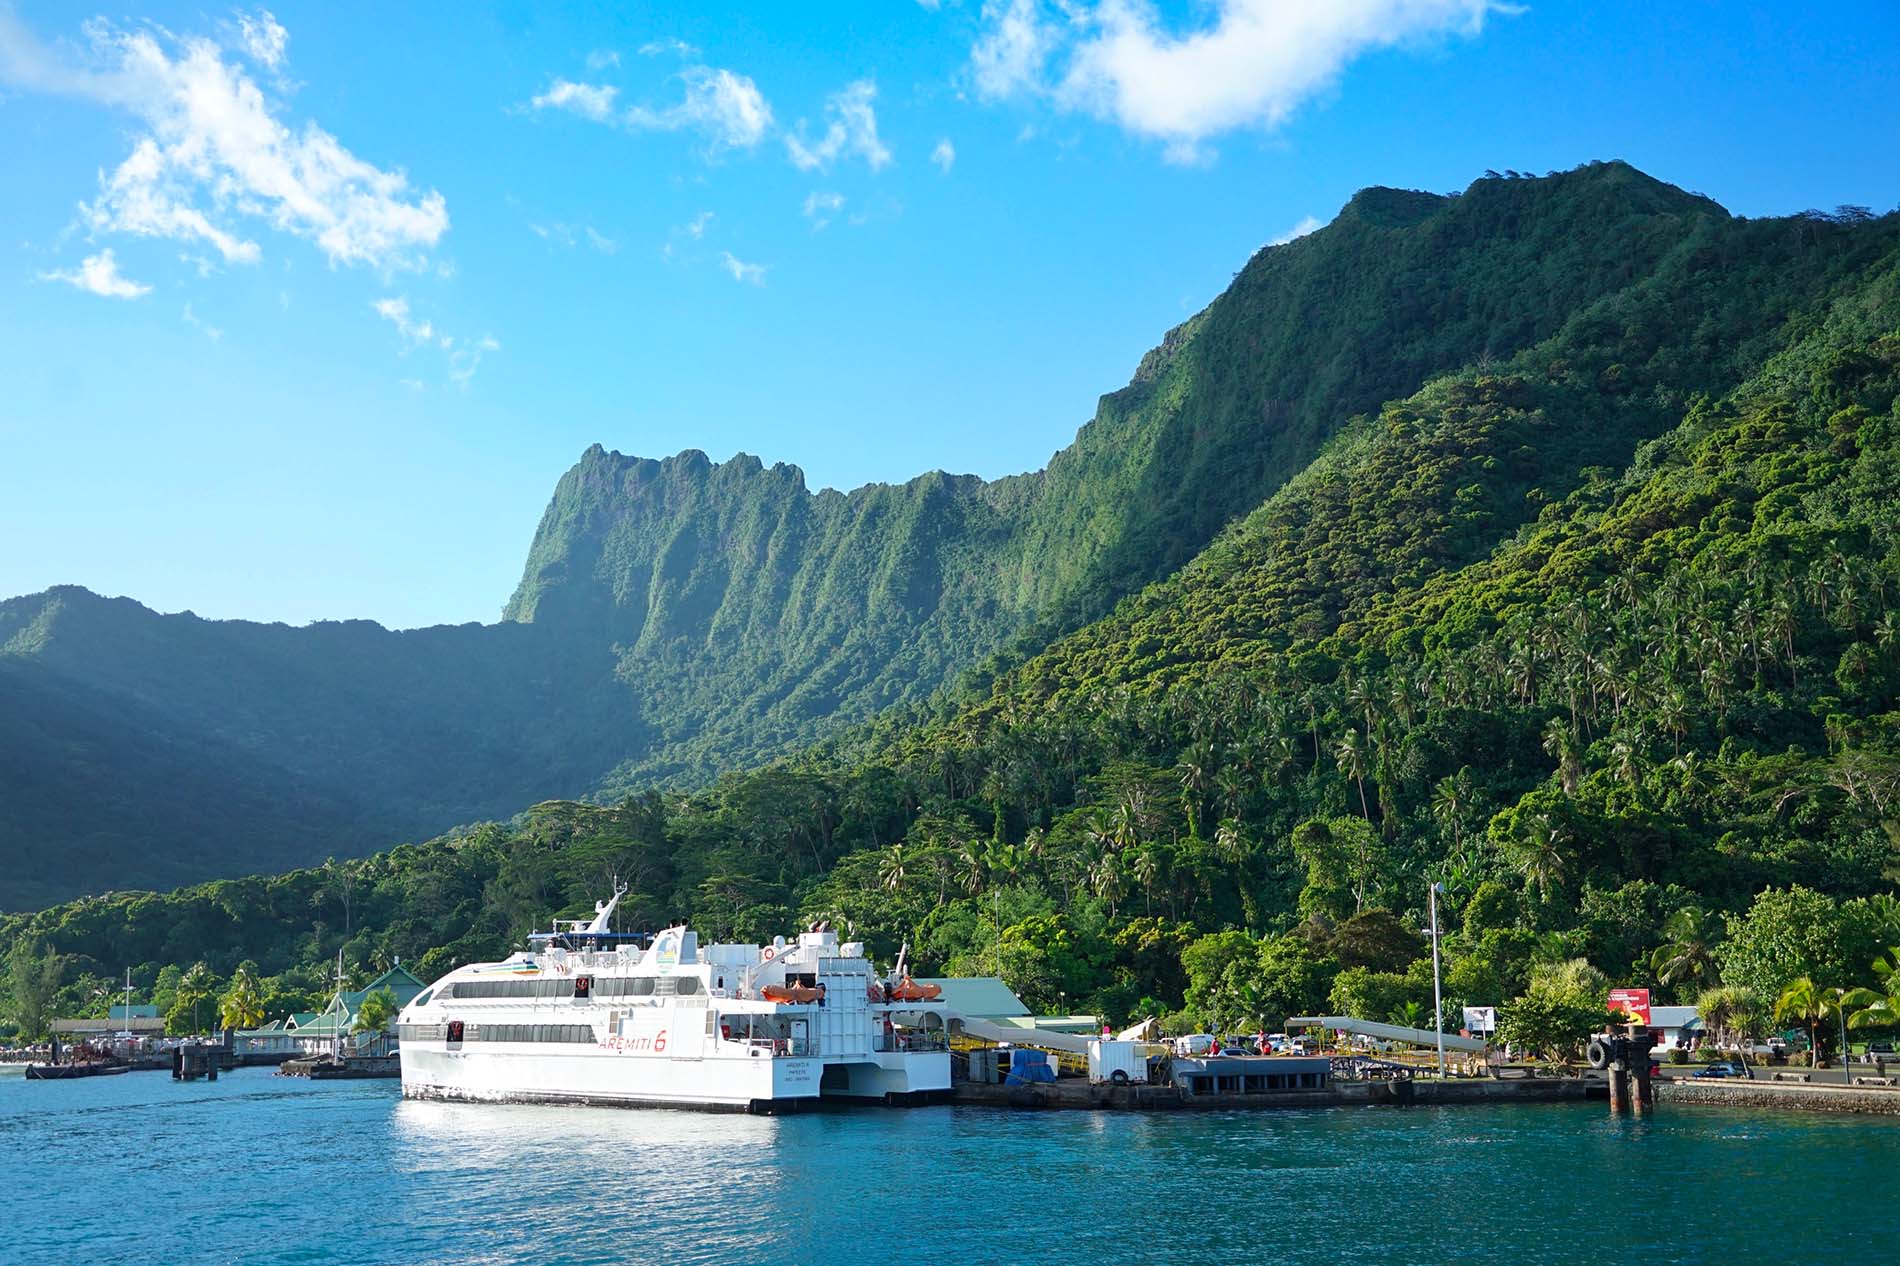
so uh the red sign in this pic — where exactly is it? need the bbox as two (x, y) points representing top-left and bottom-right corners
(1608, 987), (1651, 1024)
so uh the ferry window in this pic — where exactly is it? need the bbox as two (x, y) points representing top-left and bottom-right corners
(674, 977), (701, 996)
(413, 990), (433, 1008)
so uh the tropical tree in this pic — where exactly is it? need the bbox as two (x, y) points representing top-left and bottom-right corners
(1773, 976), (1844, 1064)
(1335, 729), (1373, 821)
(218, 961), (266, 1031)
(5, 938), (64, 1041)
(1649, 907), (1724, 995)
(1695, 984), (1764, 1054)
(1843, 946), (1900, 1034)
(353, 986), (398, 1035)
(166, 962), (220, 1036)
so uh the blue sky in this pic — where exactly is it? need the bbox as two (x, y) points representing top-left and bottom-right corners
(3, 1), (1898, 629)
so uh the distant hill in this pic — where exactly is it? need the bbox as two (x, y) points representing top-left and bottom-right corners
(3, 160), (1844, 910)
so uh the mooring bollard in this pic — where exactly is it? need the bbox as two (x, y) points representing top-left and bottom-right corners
(1590, 1026), (1658, 1116)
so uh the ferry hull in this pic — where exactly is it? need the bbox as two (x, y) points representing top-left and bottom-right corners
(400, 1044), (949, 1113)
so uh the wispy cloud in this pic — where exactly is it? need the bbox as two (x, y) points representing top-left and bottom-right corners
(530, 221), (618, 253)
(0, 12), (448, 269)
(372, 297), (500, 385)
(720, 251), (767, 285)
(531, 78), (619, 122)
(181, 301), (223, 340)
(931, 137), (956, 173)
(685, 211), (714, 239)
(531, 64), (772, 152)
(785, 79), (891, 172)
(235, 9), (288, 71)
(39, 248), (150, 298)
(802, 190), (845, 230)
(628, 65), (773, 150)
(971, 0), (1507, 163)
(638, 38), (699, 59)
(585, 48), (621, 71)
(1270, 215), (1323, 246)
(372, 295), (435, 345)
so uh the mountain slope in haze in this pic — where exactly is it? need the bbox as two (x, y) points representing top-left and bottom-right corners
(0, 161), (1809, 910)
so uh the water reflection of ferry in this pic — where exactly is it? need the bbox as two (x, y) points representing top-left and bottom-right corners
(398, 886), (951, 1112)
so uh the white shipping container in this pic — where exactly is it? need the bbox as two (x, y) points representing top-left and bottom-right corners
(1088, 1039), (1148, 1085)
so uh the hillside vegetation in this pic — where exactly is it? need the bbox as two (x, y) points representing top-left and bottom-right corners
(0, 161), (1746, 907)
(9, 170), (1899, 1050)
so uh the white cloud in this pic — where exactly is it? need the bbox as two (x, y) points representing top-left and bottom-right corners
(972, 0), (1059, 100)
(973, 0), (1504, 163)
(373, 297), (498, 385)
(786, 79), (891, 172)
(585, 226), (618, 254)
(802, 190), (845, 230)
(0, 14), (449, 269)
(236, 10), (288, 71)
(182, 301), (223, 340)
(39, 247), (150, 298)
(1269, 214), (1322, 245)
(531, 78), (619, 122)
(638, 39), (699, 58)
(585, 48), (621, 71)
(685, 210), (714, 239)
(372, 295), (434, 345)
(931, 137), (956, 172)
(720, 251), (767, 285)
(627, 65), (773, 150)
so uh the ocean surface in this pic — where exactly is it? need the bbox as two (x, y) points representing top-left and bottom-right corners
(3, 1067), (1896, 1266)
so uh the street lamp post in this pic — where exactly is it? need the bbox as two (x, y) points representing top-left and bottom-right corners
(1427, 881), (1446, 1078)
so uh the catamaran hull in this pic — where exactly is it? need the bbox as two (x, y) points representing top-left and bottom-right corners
(399, 1044), (949, 1113)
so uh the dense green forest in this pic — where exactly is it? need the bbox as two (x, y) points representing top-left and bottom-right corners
(0, 162), (1776, 909)
(8, 166), (1900, 1055)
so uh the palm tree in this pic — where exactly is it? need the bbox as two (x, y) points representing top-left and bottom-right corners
(1431, 767), (1474, 850)
(1335, 728), (1373, 821)
(1696, 984), (1763, 1057)
(877, 843), (909, 893)
(1649, 908), (1722, 995)
(1388, 1000), (1427, 1030)
(1844, 946), (1900, 1035)
(1542, 717), (1582, 797)
(1774, 977), (1843, 1065)
(1511, 813), (1569, 906)
(218, 962), (266, 1031)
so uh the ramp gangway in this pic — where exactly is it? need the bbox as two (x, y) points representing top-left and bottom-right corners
(1285, 1015), (1488, 1054)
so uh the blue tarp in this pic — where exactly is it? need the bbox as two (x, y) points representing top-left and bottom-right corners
(1003, 1048), (1056, 1085)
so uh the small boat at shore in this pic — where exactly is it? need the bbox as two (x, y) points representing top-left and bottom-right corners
(24, 1062), (132, 1080)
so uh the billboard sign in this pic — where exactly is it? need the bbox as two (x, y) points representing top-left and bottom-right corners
(1462, 1006), (1497, 1034)
(1608, 987), (1651, 1024)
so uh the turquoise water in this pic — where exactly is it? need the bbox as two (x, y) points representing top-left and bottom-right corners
(3, 1068), (1896, 1265)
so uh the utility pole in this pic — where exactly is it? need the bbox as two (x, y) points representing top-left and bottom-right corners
(1427, 881), (1446, 1078)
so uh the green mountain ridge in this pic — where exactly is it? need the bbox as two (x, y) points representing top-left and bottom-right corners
(8, 170), (1900, 1043)
(0, 160), (1847, 916)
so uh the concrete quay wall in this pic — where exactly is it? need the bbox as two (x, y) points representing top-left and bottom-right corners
(1658, 1078), (1900, 1116)
(950, 1076), (1595, 1111)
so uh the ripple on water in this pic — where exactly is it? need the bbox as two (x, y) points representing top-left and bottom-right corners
(4, 1073), (1896, 1266)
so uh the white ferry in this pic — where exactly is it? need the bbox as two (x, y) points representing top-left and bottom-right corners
(397, 885), (951, 1112)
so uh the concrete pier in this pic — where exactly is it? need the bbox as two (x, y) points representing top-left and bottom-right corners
(951, 1076), (1598, 1111)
